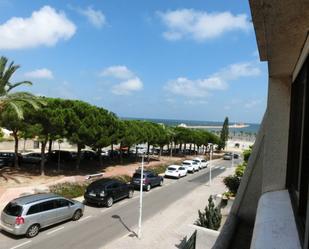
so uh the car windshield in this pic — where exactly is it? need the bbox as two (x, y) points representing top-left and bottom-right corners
(133, 173), (144, 178)
(179, 167), (185, 170)
(193, 160), (199, 162)
(168, 167), (176, 171)
(4, 202), (23, 216)
(182, 162), (191, 165)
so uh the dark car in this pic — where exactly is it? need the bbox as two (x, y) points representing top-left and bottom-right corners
(81, 150), (97, 161)
(0, 152), (21, 167)
(84, 178), (134, 207)
(48, 150), (74, 162)
(22, 153), (46, 165)
(131, 170), (164, 191)
(233, 153), (239, 159)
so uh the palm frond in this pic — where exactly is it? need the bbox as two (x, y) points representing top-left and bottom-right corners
(8, 101), (24, 119)
(7, 81), (32, 92)
(0, 57), (8, 78)
(3, 63), (19, 84)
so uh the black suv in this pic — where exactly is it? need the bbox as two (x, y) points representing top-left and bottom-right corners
(132, 170), (164, 191)
(0, 152), (21, 167)
(84, 178), (134, 207)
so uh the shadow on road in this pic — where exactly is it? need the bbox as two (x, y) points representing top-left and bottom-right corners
(111, 215), (137, 237)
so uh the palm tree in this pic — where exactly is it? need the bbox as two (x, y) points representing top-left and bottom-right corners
(0, 56), (41, 119)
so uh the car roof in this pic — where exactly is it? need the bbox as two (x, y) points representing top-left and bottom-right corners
(182, 160), (193, 163)
(168, 165), (181, 168)
(88, 178), (117, 187)
(12, 193), (60, 205)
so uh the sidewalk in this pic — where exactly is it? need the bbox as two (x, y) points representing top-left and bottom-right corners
(103, 164), (235, 249)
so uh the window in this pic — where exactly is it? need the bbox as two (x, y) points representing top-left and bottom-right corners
(287, 56), (309, 247)
(27, 204), (41, 215)
(55, 199), (70, 208)
(40, 200), (56, 212)
(4, 203), (23, 216)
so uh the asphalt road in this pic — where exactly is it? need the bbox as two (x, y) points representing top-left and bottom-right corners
(0, 158), (240, 249)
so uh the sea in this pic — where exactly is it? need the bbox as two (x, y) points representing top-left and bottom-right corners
(122, 117), (260, 135)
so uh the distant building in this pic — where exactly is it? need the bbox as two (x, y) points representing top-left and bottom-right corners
(178, 123), (187, 128)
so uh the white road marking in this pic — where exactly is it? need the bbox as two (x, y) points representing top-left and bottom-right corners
(78, 215), (92, 222)
(10, 241), (32, 249)
(46, 226), (64, 235)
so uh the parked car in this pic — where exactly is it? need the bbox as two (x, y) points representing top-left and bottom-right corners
(84, 178), (134, 207)
(0, 193), (84, 238)
(0, 152), (21, 167)
(223, 153), (232, 160)
(192, 158), (208, 169)
(181, 160), (199, 173)
(22, 152), (46, 165)
(164, 165), (187, 179)
(48, 150), (75, 162)
(81, 150), (97, 161)
(233, 153), (239, 159)
(131, 170), (164, 191)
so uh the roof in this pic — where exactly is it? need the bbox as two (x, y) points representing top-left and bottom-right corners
(12, 193), (60, 205)
(249, 0), (309, 77)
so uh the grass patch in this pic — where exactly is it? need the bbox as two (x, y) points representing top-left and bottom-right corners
(49, 182), (88, 199)
(146, 164), (169, 175)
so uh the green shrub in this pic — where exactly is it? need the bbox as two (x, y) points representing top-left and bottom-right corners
(147, 164), (168, 175)
(223, 175), (240, 195)
(112, 174), (131, 183)
(195, 195), (222, 230)
(235, 163), (246, 178)
(243, 149), (252, 163)
(49, 182), (88, 199)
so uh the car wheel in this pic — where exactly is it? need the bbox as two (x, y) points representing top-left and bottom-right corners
(128, 190), (134, 198)
(146, 184), (151, 192)
(72, 209), (82, 221)
(106, 197), (114, 207)
(26, 224), (40, 238)
(159, 180), (163, 186)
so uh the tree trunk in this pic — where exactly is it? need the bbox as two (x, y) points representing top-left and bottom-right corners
(120, 142), (123, 165)
(110, 144), (114, 159)
(184, 143), (187, 155)
(170, 142), (173, 157)
(13, 131), (19, 168)
(23, 138), (26, 152)
(98, 148), (103, 167)
(147, 143), (150, 163)
(159, 146), (162, 159)
(179, 143), (182, 154)
(76, 145), (82, 171)
(189, 144), (192, 155)
(48, 139), (53, 154)
(40, 138), (48, 176)
(135, 146), (138, 161)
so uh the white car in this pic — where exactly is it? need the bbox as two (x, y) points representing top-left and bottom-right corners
(164, 165), (188, 178)
(193, 158), (208, 169)
(182, 160), (199, 173)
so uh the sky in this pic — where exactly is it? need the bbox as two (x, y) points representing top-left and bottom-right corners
(0, 0), (268, 123)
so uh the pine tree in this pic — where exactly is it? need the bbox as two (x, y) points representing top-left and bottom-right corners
(195, 195), (222, 230)
(219, 117), (229, 149)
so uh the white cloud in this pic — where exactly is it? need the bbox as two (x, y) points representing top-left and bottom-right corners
(164, 61), (260, 98)
(100, 65), (143, 95)
(25, 68), (54, 79)
(100, 66), (134, 79)
(216, 62), (261, 80)
(111, 77), (143, 95)
(158, 9), (251, 42)
(77, 6), (106, 28)
(0, 6), (76, 50)
(164, 77), (226, 98)
(244, 99), (262, 109)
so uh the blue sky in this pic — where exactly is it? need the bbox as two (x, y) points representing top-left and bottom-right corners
(0, 0), (268, 123)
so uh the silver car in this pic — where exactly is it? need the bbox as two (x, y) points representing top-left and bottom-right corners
(0, 193), (84, 238)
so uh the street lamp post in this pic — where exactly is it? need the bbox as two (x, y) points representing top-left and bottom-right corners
(138, 154), (144, 239)
(209, 144), (213, 185)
